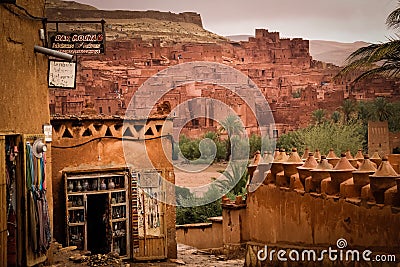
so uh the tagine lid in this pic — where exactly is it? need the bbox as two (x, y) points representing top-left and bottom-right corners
(262, 151), (274, 164)
(370, 151), (381, 160)
(354, 149), (364, 160)
(301, 147), (310, 160)
(332, 153), (357, 171)
(345, 149), (354, 160)
(298, 152), (318, 169)
(326, 148), (339, 159)
(354, 155), (377, 173)
(311, 156), (333, 171)
(313, 149), (321, 161)
(284, 148), (303, 164)
(250, 150), (261, 166)
(274, 148), (288, 162)
(370, 157), (400, 177)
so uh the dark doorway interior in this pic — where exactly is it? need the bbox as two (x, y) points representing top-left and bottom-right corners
(87, 193), (109, 254)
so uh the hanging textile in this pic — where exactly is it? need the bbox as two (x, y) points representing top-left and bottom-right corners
(26, 141), (51, 254)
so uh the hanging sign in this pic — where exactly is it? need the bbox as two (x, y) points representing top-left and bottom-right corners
(48, 31), (105, 55)
(48, 60), (77, 89)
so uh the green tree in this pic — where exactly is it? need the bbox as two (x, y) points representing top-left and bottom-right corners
(311, 109), (326, 125)
(337, 5), (400, 82)
(215, 162), (248, 196)
(176, 185), (223, 225)
(331, 111), (341, 123)
(371, 97), (393, 121)
(219, 115), (245, 160)
(389, 101), (400, 132)
(277, 121), (365, 156)
(340, 99), (357, 124)
(357, 101), (373, 123)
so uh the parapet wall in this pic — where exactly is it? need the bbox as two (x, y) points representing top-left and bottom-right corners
(244, 184), (400, 266)
(247, 184), (400, 249)
(176, 218), (223, 249)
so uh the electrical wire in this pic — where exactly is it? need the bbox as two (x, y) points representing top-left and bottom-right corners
(51, 135), (172, 149)
(3, 3), (45, 21)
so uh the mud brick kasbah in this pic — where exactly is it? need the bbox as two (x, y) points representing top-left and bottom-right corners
(48, 28), (400, 137)
(2, 1), (400, 267)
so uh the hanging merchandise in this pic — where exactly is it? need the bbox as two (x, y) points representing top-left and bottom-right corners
(6, 138), (18, 265)
(26, 141), (51, 254)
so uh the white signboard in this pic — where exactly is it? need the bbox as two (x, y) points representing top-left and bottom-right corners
(43, 124), (52, 142)
(48, 60), (76, 88)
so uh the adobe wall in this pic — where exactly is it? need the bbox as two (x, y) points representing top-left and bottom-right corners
(222, 205), (249, 246)
(244, 184), (400, 266)
(50, 115), (177, 258)
(176, 218), (223, 249)
(0, 2), (54, 265)
(368, 121), (390, 156)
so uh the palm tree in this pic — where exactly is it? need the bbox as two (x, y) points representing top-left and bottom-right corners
(357, 101), (373, 122)
(337, 5), (400, 82)
(215, 163), (248, 196)
(311, 109), (326, 125)
(331, 111), (341, 123)
(340, 99), (357, 124)
(371, 97), (393, 121)
(219, 114), (245, 160)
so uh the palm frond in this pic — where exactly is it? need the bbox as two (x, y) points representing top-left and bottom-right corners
(335, 40), (400, 82)
(353, 62), (400, 83)
(386, 6), (400, 29)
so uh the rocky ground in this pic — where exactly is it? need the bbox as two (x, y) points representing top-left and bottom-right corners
(47, 243), (244, 267)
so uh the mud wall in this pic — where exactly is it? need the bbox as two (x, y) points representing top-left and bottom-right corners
(0, 1), (53, 264)
(243, 184), (400, 266)
(176, 219), (223, 249)
(50, 116), (177, 258)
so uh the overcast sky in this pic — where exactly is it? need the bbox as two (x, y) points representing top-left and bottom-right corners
(65, 0), (398, 43)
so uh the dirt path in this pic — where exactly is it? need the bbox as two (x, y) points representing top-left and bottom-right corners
(174, 162), (228, 196)
(49, 243), (244, 267)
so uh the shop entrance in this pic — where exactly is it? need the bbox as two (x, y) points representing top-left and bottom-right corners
(87, 193), (109, 254)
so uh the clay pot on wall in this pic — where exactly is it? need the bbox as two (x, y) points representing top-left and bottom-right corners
(326, 148), (340, 167)
(369, 157), (400, 204)
(329, 153), (356, 191)
(270, 148), (287, 183)
(310, 155), (333, 192)
(354, 149), (364, 163)
(301, 147), (310, 162)
(352, 155), (377, 190)
(313, 149), (321, 162)
(282, 148), (303, 178)
(345, 149), (359, 168)
(297, 152), (318, 186)
(370, 151), (382, 167)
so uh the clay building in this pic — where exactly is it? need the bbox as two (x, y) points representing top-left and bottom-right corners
(48, 26), (400, 138)
(1, 1), (54, 266)
(50, 114), (177, 260)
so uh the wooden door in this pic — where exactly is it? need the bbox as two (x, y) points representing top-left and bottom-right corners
(132, 170), (167, 260)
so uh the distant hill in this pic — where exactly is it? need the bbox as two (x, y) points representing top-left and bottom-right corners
(45, 0), (227, 43)
(309, 40), (370, 66)
(226, 35), (253, 42)
(46, 0), (98, 10)
(227, 35), (370, 66)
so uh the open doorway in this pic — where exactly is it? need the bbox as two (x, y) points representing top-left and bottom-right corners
(87, 193), (109, 254)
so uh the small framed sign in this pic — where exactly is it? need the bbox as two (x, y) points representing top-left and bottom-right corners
(43, 124), (52, 142)
(48, 60), (77, 89)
